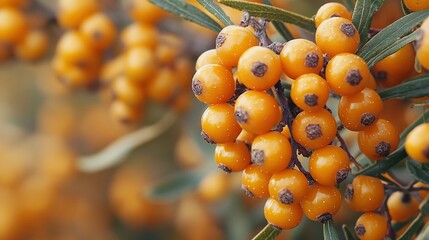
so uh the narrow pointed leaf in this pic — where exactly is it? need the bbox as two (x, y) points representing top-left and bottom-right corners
(263, 0), (294, 41)
(197, 0), (233, 26)
(342, 224), (358, 240)
(407, 159), (429, 185)
(343, 0), (355, 11)
(252, 224), (281, 240)
(149, 0), (222, 32)
(378, 73), (429, 100)
(358, 10), (429, 61)
(398, 214), (424, 240)
(323, 219), (340, 240)
(219, 0), (316, 32)
(352, 0), (384, 47)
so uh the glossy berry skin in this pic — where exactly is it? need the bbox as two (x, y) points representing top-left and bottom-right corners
(215, 25), (259, 68)
(316, 17), (360, 57)
(201, 104), (241, 144)
(237, 46), (282, 91)
(128, 0), (167, 24)
(405, 123), (429, 163)
(387, 191), (420, 222)
(315, 2), (352, 27)
(214, 141), (251, 173)
(241, 165), (271, 198)
(112, 75), (146, 107)
(236, 129), (257, 145)
(192, 64), (235, 104)
(57, 0), (99, 29)
(325, 53), (370, 96)
(404, 0), (429, 11)
(417, 18), (429, 70)
(234, 90), (281, 135)
(264, 198), (303, 230)
(269, 169), (309, 204)
(354, 212), (388, 240)
(280, 39), (323, 79)
(80, 13), (117, 51)
(251, 131), (292, 174)
(300, 184), (341, 222)
(147, 68), (180, 104)
(309, 145), (350, 186)
(15, 30), (49, 61)
(338, 88), (383, 131)
(345, 175), (385, 212)
(291, 73), (329, 112)
(358, 119), (399, 161)
(0, 7), (27, 44)
(125, 46), (156, 84)
(291, 109), (337, 149)
(195, 49), (224, 71)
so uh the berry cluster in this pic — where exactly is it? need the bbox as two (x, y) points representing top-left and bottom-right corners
(0, 0), (49, 62)
(192, 2), (429, 238)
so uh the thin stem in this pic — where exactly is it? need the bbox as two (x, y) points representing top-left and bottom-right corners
(336, 132), (364, 169)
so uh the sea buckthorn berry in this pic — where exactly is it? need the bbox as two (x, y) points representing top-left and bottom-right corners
(125, 46), (156, 84)
(354, 212), (388, 240)
(112, 75), (146, 107)
(405, 123), (429, 163)
(55, 31), (99, 69)
(338, 88), (383, 131)
(358, 119), (399, 161)
(109, 100), (142, 125)
(201, 104), (241, 144)
(215, 25), (259, 68)
(387, 191), (420, 222)
(251, 132), (292, 174)
(57, 0), (99, 29)
(147, 68), (180, 104)
(414, 182), (429, 200)
(315, 17), (360, 57)
(0, 0), (28, 8)
(0, 7), (27, 44)
(404, 0), (429, 11)
(120, 23), (158, 50)
(291, 73), (329, 112)
(345, 175), (385, 212)
(269, 169), (309, 204)
(155, 34), (183, 65)
(195, 49), (224, 71)
(80, 12), (117, 51)
(372, 44), (415, 88)
(291, 109), (337, 149)
(237, 46), (282, 90)
(300, 184), (341, 223)
(192, 64), (236, 104)
(315, 2), (352, 27)
(417, 18), (429, 70)
(308, 145), (350, 186)
(234, 90), (281, 135)
(280, 39), (323, 79)
(52, 58), (98, 88)
(14, 30), (49, 61)
(236, 129), (257, 146)
(241, 164), (271, 198)
(264, 198), (303, 230)
(214, 141), (251, 173)
(366, 74), (377, 90)
(198, 171), (230, 202)
(281, 125), (291, 140)
(128, 0), (167, 24)
(325, 53), (370, 96)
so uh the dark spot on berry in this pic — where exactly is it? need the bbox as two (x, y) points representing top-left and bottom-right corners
(336, 168), (350, 183)
(401, 192), (411, 204)
(278, 189), (294, 204)
(375, 141), (391, 157)
(340, 23), (356, 37)
(344, 184), (354, 200)
(218, 164), (232, 173)
(251, 149), (265, 165)
(201, 131), (215, 144)
(216, 33), (226, 48)
(304, 94), (318, 107)
(330, 13), (340, 18)
(93, 31), (103, 40)
(360, 112), (376, 126)
(306, 124), (322, 140)
(251, 61), (268, 77)
(192, 79), (203, 96)
(346, 69), (362, 86)
(305, 52), (320, 68)
(234, 106), (249, 124)
(422, 146), (429, 159)
(242, 185), (254, 197)
(355, 224), (366, 236)
(317, 213), (333, 224)
(373, 70), (387, 81)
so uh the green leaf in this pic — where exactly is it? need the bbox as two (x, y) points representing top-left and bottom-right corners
(399, 110), (429, 141)
(420, 195), (429, 215)
(262, 0), (294, 41)
(407, 159), (429, 185)
(342, 224), (358, 240)
(358, 10), (429, 61)
(343, 0), (355, 11)
(416, 223), (429, 240)
(379, 74), (429, 100)
(252, 224), (282, 240)
(352, 0), (384, 47)
(355, 146), (407, 176)
(149, 0), (222, 32)
(196, 0), (233, 26)
(147, 169), (205, 200)
(366, 30), (418, 67)
(398, 213), (424, 240)
(400, 0), (413, 15)
(219, 0), (316, 32)
(393, 219), (415, 232)
(323, 219), (340, 240)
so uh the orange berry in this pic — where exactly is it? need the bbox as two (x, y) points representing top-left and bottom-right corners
(14, 30), (49, 61)
(404, 0), (429, 11)
(128, 0), (167, 24)
(120, 23), (158, 50)
(309, 145), (350, 186)
(405, 123), (429, 163)
(269, 169), (309, 204)
(109, 100), (142, 125)
(214, 141), (251, 172)
(241, 164), (271, 198)
(354, 212), (388, 240)
(195, 49), (223, 71)
(264, 198), (303, 230)
(147, 68), (181, 104)
(57, 0), (99, 29)
(236, 129), (257, 146)
(0, 7), (27, 44)
(417, 18), (429, 70)
(125, 46), (156, 84)
(345, 175), (385, 212)
(300, 184), (341, 222)
(201, 104), (241, 144)
(315, 2), (352, 27)
(80, 12), (117, 51)
(291, 73), (329, 112)
(387, 191), (420, 222)
(112, 75), (146, 107)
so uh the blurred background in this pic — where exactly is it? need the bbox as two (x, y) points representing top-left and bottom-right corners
(0, 0), (420, 239)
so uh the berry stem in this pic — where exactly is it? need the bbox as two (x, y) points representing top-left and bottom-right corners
(335, 131), (364, 169)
